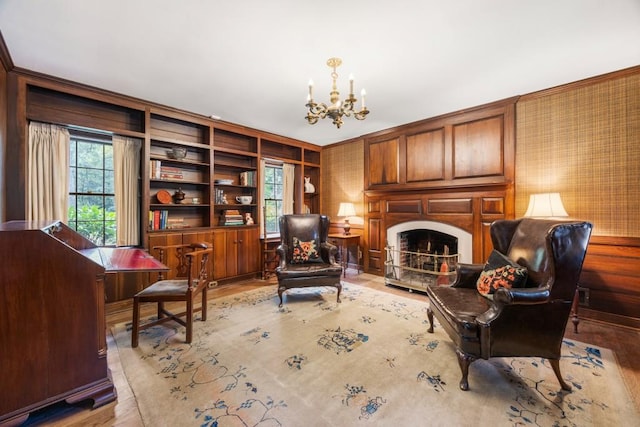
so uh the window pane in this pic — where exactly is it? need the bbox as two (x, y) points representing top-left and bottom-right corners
(264, 182), (274, 199)
(104, 145), (113, 171)
(69, 168), (77, 192)
(104, 172), (114, 194)
(104, 220), (116, 246)
(77, 168), (104, 193)
(77, 141), (103, 168)
(69, 140), (77, 166)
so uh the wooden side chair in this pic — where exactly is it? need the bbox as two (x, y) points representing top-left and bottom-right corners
(131, 242), (212, 347)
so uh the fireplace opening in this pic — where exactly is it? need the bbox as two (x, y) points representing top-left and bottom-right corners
(399, 229), (458, 258)
(385, 221), (471, 292)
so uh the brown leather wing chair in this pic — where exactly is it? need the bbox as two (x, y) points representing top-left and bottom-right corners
(426, 218), (592, 391)
(276, 214), (343, 306)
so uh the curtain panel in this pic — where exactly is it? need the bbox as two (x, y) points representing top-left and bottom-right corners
(27, 122), (70, 222)
(113, 135), (141, 246)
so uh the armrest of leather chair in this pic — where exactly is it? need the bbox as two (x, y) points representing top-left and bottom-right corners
(320, 241), (339, 264)
(493, 286), (550, 305)
(451, 263), (484, 288)
(276, 244), (289, 270)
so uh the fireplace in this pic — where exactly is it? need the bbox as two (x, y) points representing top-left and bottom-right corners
(384, 221), (473, 292)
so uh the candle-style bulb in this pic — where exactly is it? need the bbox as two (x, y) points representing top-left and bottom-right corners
(349, 73), (354, 95)
(308, 79), (314, 100)
(361, 88), (367, 109)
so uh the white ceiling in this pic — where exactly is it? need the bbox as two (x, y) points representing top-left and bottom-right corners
(1, 1), (639, 146)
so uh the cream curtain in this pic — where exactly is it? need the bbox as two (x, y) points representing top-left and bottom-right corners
(113, 135), (141, 246)
(27, 122), (70, 222)
(282, 163), (295, 215)
(259, 159), (267, 237)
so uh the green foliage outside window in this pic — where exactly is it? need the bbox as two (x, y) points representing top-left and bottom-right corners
(68, 135), (116, 246)
(264, 165), (283, 234)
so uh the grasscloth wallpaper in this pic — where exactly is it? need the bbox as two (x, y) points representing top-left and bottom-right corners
(320, 139), (364, 224)
(515, 72), (640, 237)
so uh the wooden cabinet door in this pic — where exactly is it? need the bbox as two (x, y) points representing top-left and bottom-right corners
(212, 228), (260, 280)
(237, 227), (260, 275)
(212, 229), (230, 279)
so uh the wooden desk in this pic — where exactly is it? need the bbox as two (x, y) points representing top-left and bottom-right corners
(81, 247), (169, 273)
(0, 221), (168, 426)
(328, 233), (361, 277)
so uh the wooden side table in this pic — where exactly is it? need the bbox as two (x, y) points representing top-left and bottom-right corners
(328, 233), (361, 277)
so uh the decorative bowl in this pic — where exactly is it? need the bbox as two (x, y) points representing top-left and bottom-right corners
(170, 147), (187, 160)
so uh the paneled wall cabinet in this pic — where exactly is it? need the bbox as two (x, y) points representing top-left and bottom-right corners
(363, 98), (517, 274)
(364, 97), (517, 192)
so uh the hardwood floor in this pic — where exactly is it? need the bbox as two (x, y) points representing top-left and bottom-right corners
(18, 274), (640, 426)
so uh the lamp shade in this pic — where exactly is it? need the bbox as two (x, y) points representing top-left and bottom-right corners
(524, 193), (569, 218)
(337, 202), (357, 218)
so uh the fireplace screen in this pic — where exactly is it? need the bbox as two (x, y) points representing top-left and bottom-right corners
(385, 229), (459, 292)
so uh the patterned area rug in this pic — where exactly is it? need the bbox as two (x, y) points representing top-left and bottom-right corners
(112, 283), (637, 426)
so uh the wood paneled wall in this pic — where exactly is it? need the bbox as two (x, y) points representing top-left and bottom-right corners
(322, 66), (640, 327)
(0, 63), (6, 223)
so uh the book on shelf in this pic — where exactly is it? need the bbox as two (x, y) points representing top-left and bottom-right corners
(220, 209), (244, 226)
(160, 165), (183, 180)
(239, 170), (256, 187)
(150, 160), (162, 179)
(150, 161), (185, 180)
(149, 210), (186, 230)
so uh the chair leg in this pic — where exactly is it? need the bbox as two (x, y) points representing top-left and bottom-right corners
(427, 307), (435, 333)
(336, 282), (342, 303)
(201, 287), (208, 321)
(549, 358), (572, 391)
(456, 348), (475, 391)
(278, 286), (285, 307)
(186, 299), (193, 344)
(132, 297), (140, 348)
(158, 301), (164, 319)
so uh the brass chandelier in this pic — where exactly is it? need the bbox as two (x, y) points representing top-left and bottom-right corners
(305, 57), (369, 128)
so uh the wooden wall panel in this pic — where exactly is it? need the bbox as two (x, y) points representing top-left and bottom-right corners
(406, 128), (445, 182)
(367, 137), (399, 186)
(27, 85), (144, 133)
(0, 62), (6, 223)
(578, 237), (640, 326)
(452, 115), (504, 179)
(150, 113), (209, 144)
(386, 199), (422, 214)
(427, 198), (473, 214)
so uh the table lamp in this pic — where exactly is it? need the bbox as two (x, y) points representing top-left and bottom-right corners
(337, 202), (357, 235)
(524, 193), (569, 218)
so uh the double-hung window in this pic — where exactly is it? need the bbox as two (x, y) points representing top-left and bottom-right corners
(263, 163), (283, 235)
(68, 132), (116, 246)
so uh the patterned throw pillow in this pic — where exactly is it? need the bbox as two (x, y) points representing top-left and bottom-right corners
(476, 250), (528, 296)
(291, 237), (321, 264)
